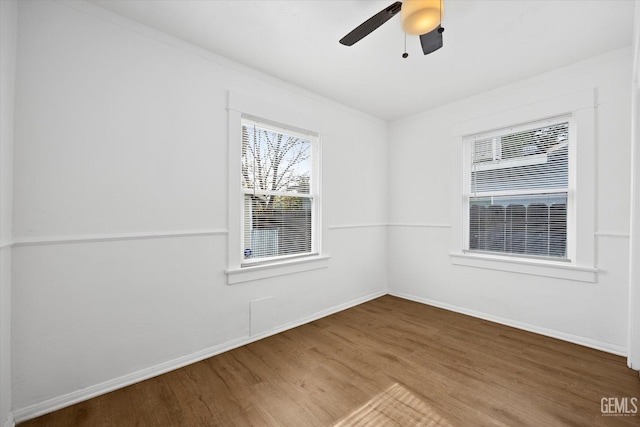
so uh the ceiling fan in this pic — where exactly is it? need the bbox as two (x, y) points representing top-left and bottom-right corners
(339, 0), (444, 56)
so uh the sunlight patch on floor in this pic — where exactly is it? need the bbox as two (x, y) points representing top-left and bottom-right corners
(333, 383), (452, 426)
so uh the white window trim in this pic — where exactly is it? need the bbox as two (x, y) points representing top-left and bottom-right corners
(226, 91), (328, 285)
(240, 118), (319, 267)
(462, 115), (574, 261)
(449, 88), (597, 283)
(226, 254), (330, 285)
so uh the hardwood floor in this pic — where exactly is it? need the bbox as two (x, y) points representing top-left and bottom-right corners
(20, 296), (640, 426)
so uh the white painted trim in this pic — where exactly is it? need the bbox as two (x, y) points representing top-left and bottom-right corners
(12, 229), (228, 247)
(388, 223), (452, 229)
(450, 90), (597, 278)
(634, 1), (640, 85)
(227, 108), (243, 271)
(327, 223), (453, 230)
(0, 241), (13, 250)
(595, 231), (630, 239)
(389, 291), (626, 357)
(10, 287), (626, 422)
(451, 89), (594, 137)
(229, 91), (319, 137)
(227, 92), (325, 274)
(328, 223), (388, 230)
(3, 414), (14, 427)
(449, 251), (597, 283)
(627, 2), (640, 370)
(11, 290), (385, 423)
(226, 255), (331, 285)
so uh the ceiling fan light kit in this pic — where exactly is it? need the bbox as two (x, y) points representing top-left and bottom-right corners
(401, 0), (442, 35)
(339, 0), (445, 57)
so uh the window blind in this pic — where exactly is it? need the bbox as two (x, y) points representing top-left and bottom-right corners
(241, 120), (315, 265)
(467, 119), (570, 259)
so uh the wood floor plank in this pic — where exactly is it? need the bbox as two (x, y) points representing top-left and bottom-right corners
(19, 296), (640, 426)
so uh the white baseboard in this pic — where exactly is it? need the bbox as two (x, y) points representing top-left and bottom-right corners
(389, 291), (627, 356)
(16, 288), (619, 423)
(3, 414), (15, 427)
(12, 289), (385, 423)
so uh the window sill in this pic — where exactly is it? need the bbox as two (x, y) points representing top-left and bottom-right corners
(449, 252), (597, 283)
(226, 255), (330, 285)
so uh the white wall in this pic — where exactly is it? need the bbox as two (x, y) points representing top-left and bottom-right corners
(628, 0), (640, 369)
(388, 48), (632, 355)
(8, 0), (637, 421)
(11, 0), (388, 417)
(0, 1), (17, 426)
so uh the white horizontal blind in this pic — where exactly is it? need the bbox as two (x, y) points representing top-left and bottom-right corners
(241, 119), (316, 265)
(467, 118), (570, 259)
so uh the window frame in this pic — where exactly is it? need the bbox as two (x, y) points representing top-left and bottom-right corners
(449, 89), (597, 282)
(461, 115), (575, 262)
(226, 91), (328, 285)
(240, 118), (320, 267)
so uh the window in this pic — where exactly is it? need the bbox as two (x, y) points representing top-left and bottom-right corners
(226, 92), (328, 285)
(465, 117), (571, 260)
(240, 118), (319, 266)
(450, 89), (596, 282)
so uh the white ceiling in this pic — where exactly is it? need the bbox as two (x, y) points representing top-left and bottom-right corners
(88, 0), (634, 121)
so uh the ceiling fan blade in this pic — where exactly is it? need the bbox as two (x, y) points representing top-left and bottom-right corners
(339, 2), (402, 46)
(419, 25), (444, 55)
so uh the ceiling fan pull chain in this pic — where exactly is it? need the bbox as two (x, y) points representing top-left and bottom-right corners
(402, 33), (409, 59)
